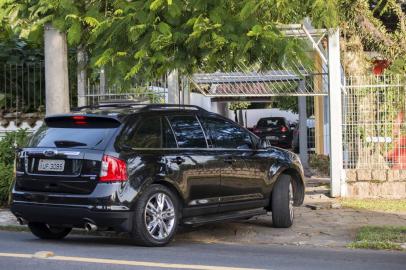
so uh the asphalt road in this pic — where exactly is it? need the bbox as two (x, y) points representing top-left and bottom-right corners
(0, 230), (404, 270)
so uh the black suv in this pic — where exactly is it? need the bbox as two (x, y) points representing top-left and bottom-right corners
(11, 104), (305, 246)
(252, 117), (293, 149)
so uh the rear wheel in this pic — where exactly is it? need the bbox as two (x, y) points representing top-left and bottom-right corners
(271, 174), (294, 228)
(131, 185), (179, 246)
(28, 222), (72, 240)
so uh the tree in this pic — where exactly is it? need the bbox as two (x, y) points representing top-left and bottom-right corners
(339, 0), (406, 74)
(90, 0), (338, 81)
(1, 0), (339, 84)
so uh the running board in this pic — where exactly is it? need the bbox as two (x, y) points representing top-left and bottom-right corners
(182, 208), (267, 225)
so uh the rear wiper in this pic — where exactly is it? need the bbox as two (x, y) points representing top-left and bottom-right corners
(54, 140), (87, 147)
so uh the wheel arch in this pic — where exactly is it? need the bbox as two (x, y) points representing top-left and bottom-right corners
(280, 168), (305, 206)
(152, 180), (185, 210)
(268, 166), (305, 210)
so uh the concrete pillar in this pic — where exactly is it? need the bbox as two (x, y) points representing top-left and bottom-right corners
(44, 23), (70, 115)
(298, 94), (309, 169)
(77, 45), (87, 107)
(168, 70), (179, 104)
(328, 29), (344, 197)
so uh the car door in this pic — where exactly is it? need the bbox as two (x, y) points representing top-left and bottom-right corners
(165, 113), (221, 217)
(201, 116), (268, 213)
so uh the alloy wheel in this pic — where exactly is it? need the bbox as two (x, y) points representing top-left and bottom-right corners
(144, 193), (176, 240)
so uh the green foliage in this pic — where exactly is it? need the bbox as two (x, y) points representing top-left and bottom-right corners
(1, 0), (339, 84)
(0, 129), (30, 205)
(339, 0), (406, 74)
(309, 154), (330, 176)
(0, 163), (14, 205)
(229, 102), (251, 111)
(341, 198), (406, 212)
(348, 226), (406, 251)
(90, 0), (338, 80)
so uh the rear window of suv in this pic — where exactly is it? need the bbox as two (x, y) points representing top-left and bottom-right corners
(28, 116), (120, 149)
(257, 118), (285, 128)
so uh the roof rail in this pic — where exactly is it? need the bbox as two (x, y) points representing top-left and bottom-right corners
(139, 104), (206, 112)
(71, 103), (147, 111)
(72, 103), (206, 112)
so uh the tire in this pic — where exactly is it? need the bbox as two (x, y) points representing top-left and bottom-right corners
(28, 222), (72, 240)
(271, 174), (294, 228)
(131, 184), (180, 246)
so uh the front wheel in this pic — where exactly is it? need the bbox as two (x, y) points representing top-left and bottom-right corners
(131, 184), (179, 246)
(28, 222), (72, 240)
(271, 174), (294, 228)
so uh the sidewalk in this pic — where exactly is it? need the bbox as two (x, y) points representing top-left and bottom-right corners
(1, 177), (405, 248)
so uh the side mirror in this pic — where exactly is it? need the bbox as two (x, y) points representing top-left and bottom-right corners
(259, 138), (271, 149)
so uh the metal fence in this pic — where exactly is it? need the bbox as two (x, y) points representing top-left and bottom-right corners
(0, 62), (45, 113)
(343, 75), (406, 169)
(78, 75), (169, 106)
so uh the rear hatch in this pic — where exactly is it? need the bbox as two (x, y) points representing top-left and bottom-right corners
(254, 118), (289, 139)
(15, 115), (122, 194)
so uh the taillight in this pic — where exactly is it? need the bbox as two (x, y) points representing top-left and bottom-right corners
(72, 115), (88, 125)
(281, 126), (288, 133)
(100, 155), (128, 182)
(253, 128), (261, 134)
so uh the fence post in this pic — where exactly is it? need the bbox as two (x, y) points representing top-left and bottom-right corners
(328, 29), (344, 197)
(44, 24), (70, 115)
(298, 94), (309, 170)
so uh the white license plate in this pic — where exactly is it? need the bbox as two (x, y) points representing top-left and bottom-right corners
(266, 136), (278, 140)
(38, 159), (65, 172)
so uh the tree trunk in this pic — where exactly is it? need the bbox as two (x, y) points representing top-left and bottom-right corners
(77, 45), (87, 107)
(44, 23), (70, 115)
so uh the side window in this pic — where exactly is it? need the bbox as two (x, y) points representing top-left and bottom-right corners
(203, 117), (253, 149)
(167, 115), (207, 148)
(122, 116), (162, 148)
(162, 117), (177, 148)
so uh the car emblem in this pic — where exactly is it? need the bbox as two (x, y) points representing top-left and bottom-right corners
(43, 149), (58, 157)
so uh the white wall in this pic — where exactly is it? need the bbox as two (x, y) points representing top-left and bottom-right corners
(0, 120), (43, 139)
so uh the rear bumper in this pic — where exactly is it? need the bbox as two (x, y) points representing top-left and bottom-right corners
(260, 136), (292, 148)
(11, 201), (133, 232)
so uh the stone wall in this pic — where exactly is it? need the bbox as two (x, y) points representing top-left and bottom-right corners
(345, 169), (406, 198)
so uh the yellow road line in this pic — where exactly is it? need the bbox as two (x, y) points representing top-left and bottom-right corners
(0, 252), (266, 270)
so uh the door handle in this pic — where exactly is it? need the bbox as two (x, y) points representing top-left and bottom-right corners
(224, 156), (236, 164)
(170, 157), (185, 165)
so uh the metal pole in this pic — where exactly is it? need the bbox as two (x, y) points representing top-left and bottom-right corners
(298, 92), (309, 169)
(328, 29), (344, 197)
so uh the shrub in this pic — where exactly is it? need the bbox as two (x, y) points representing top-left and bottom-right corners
(309, 154), (330, 176)
(0, 129), (30, 206)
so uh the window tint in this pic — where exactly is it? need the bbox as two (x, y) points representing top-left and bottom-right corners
(121, 116), (162, 148)
(162, 117), (177, 148)
(167, 115), (207, 148)
(203, 117), (253, 149)
(257, 118), (285, 128)
(29, 125), (117, 149)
